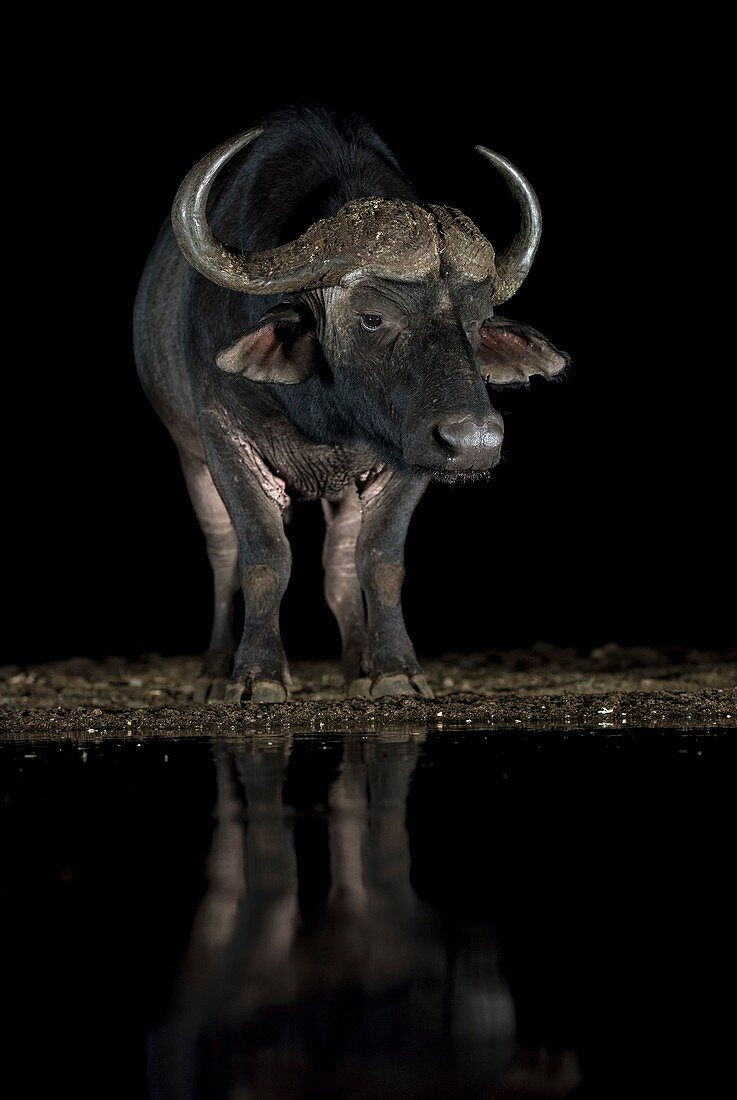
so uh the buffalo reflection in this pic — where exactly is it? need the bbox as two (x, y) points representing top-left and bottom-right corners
(149, 732), (578, 1099)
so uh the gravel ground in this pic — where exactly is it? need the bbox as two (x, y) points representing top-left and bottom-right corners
(1, 644), (734, 738)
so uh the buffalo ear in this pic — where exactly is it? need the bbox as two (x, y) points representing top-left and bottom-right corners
(478, 315), (570, 385)
(216, 303), (319, 384)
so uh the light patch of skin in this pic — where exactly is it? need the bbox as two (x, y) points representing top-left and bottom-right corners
(211, 402), (290, 511)
(178, 450), (240, 693)
(322, 487), (366, 684)
(243, 564), (280, 618)
(374, 560), (405, 607)
(478, 317), (570, 384)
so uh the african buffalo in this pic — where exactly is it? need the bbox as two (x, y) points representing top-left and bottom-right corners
(134, 108), (568, 702)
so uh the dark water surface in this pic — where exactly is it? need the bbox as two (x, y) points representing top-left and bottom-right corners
(2, 727), (733, 1098)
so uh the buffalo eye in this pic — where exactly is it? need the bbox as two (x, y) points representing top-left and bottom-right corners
(360, 313), (383, 332)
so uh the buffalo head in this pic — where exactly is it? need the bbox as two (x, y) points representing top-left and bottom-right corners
(172, 129), (568, 480)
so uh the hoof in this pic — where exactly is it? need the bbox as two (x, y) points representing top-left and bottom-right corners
(207, 677), (229, 703)
(371, 673), (415, 698)
(223, 680), (246, 704)
(193, 676), (229, 704)
(410, 673), (434, 698)
(193, 677), (210, 704)
(370, 672), (434, 699)
(220, 679), (287, 704)
(251, 680), (288, 704)
(347, 677), (372, 698)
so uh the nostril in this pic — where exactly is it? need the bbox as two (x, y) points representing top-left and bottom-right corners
(434, 424), (460, 452)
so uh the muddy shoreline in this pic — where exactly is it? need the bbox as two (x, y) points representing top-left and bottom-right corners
(1, 645), (734, 738)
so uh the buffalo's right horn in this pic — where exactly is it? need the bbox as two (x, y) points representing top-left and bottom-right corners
(172, 130), (436, 293)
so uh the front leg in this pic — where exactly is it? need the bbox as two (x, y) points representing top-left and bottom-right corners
(354, 469), (433, 698)
(322, 486), (366, 686)
(201, 410), (292, 704)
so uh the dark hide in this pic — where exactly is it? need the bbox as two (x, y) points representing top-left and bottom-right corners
(134, 108), (567, 702)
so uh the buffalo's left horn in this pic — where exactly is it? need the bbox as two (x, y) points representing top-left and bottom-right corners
(476, 146), (542, 305)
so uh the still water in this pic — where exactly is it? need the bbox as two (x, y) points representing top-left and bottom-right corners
(2, 727), (732, 1098)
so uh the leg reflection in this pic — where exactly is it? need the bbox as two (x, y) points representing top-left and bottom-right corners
(149, 733), (577, 1099)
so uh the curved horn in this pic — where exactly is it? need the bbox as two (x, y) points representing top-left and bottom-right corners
(475, 146), (542, 305)
(172, 129), (268, 292)
(173, 130), (438, 294)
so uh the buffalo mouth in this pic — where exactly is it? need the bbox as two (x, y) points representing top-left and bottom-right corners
(405, 445), (503, 484)
(422, 465), (496, 485)
(398, 455), (499, 485)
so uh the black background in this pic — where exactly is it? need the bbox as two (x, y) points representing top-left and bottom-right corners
(4, 37), (733, 665)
